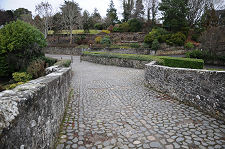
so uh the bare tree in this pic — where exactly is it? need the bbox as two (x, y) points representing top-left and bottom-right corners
(91, 8), (102, 24)
(35, 2), (52, 38)
(144, 0), (159, 23)
(20, 14), (33, 24)
(60, 0), (81, 44)
(212, 0), (225, 10)
(133, 0), (145, 19)
(187, 0), (225, 28)
(187, 0), (206, 28)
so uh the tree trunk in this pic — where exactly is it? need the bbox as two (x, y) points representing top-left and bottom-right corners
(147, 8), (150, 21)
(44, 18), (48, 39)
(152, 8), (155, 25)
(70, 27), (73, 44)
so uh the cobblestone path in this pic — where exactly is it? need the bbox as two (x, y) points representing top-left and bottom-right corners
(56, 56), (225, 149)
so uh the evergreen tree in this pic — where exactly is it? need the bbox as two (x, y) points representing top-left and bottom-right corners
(52, 13), (62, 34)
(14, 8), (32, 20)
(92, 8), (102, 24)
(82, 10), (91, 33)
(122, 0), (134, 22)
(159, 0), (188, 32)
(0, 10), (15, 25)
(106, 0), (119, 25)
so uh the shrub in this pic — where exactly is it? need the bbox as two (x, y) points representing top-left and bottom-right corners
(112, 27), (120, 32)
(130, 43), (140, 48)
(159, 34), (171, 43)
(12, 72), (32, 82)
(27, 59), (46, 79)
(6, 82), (24, 90)
(101, 30), (110, 34)
(100, 36), (111, 45)
(186, 49), (218, 61)
(144, 34), (154, 44)
(186, 50), (202, 58)
(107, 25), (114, 32)
(151, 39), (160, 51)
(144, 28), (168, 45)
(74, 35), (86, 45)
(54, 60), (71, 67)
(40, 56), (57, 67)
(94, 23), (104, 30)
(166, 40), (174, 46)
(0, 56), (8, 77)
(128, 19), (143, 32)
(170, 32), (186, 46)
(142, 43), (150, 48)
(185, 42), (194, 50)
(112, 24), (120, 32)
(118, 22), (130, 32)
(0, 84), (4, 92)
(0, 20), (46, 77)
(191, 33), (200, 42)
(95, 36), (102, 44)
(88, 40), (94, 45)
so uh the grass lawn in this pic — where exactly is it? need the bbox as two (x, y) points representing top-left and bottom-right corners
(48, 30), (101, 35)
(205, 68), (225, 71)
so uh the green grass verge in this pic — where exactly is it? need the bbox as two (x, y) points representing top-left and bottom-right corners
(48, 30), (101, 35)
(205, 68), (225, 71)
(82, 51), (204, 69)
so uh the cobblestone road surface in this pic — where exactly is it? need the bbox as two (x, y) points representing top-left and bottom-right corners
(53, 55), (225, 149)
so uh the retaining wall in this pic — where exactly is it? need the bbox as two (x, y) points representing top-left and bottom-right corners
(81, 55), (149, 69)
(145, 62), (225, 119)
(44, 46), (82, 55)
(0, 66), (72, 149)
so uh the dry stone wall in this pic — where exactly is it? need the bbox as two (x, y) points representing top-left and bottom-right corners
(0, 66), (72, 149)
(44, 46), (82, 55)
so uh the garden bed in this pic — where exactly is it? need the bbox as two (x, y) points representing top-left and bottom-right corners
(0, 58), (71, 92)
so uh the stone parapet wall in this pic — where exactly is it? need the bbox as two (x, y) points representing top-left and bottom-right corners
(44, 46), (82, 55)
(81, 55), (149, 69)
(0, 66), (72, 149)
(145, 62), (225, 120)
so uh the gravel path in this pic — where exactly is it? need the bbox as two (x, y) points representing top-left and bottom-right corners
(53, 55), (225, 149)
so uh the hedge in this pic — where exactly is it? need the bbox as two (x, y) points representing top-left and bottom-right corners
(186, 49), (225, 63)
(82, 52), (204, 69)
(159, 56), (204, 69)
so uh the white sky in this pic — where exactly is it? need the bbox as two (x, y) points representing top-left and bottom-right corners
(0, 0), (123, 18)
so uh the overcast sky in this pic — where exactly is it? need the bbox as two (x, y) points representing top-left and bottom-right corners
(0, 0), (123, 18)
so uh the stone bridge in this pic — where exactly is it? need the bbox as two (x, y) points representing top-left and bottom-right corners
(48, 55), (225, 149)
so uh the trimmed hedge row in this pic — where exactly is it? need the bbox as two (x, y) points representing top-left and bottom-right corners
(159, 56), (204, 69)
(82, 52), (204, 69)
